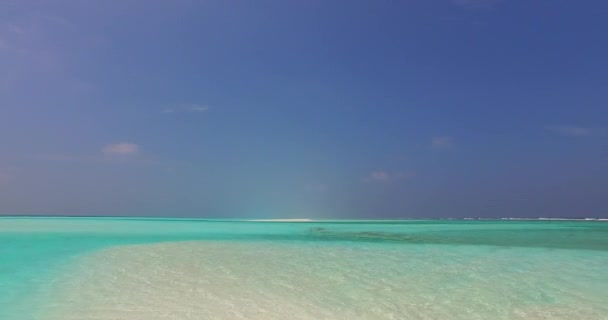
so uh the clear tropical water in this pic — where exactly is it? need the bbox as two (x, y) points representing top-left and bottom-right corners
(1, 217), (608, 319)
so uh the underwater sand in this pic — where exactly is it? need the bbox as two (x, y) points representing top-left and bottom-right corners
(1, 218), (607, 319)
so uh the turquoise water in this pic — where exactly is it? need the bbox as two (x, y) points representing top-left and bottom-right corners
(1, 218), (608, 319)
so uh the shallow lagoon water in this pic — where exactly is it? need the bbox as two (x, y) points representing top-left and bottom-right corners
(1, 217), (608, 319)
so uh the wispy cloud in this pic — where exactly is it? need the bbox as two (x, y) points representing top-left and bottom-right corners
(546, 125), (602, 137)
(102, 143), (140, 156)
(432, 136), (454, 147)
(365, 171), (416, 183)
(44, 142), (145, 164)
(188, 105), (209, 112)
(161, 104), (210, 114)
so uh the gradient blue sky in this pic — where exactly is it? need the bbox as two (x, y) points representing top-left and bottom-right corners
(1, 0), (607, 218)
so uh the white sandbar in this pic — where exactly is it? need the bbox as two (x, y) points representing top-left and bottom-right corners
(41, 241), (608, 320)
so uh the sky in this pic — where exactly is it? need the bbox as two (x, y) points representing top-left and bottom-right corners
(1, 0), (607, 219)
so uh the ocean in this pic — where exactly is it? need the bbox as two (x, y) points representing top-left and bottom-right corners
(1, 217), (607, 319)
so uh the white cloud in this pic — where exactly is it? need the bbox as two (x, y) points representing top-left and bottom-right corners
(188, 105), (209, 112)
(102, 143), (140, 156)
(366, 171), (416, 183)
(546, 125), (601, 137)
(432, 136), (454, 147)
(43, 142), (155, 165)
(370, 171), (390, 182)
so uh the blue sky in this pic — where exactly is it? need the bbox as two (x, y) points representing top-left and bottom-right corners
(1, 0), (607, 218)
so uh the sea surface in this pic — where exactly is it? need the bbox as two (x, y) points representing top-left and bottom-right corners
(1, 217), (608, 319)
